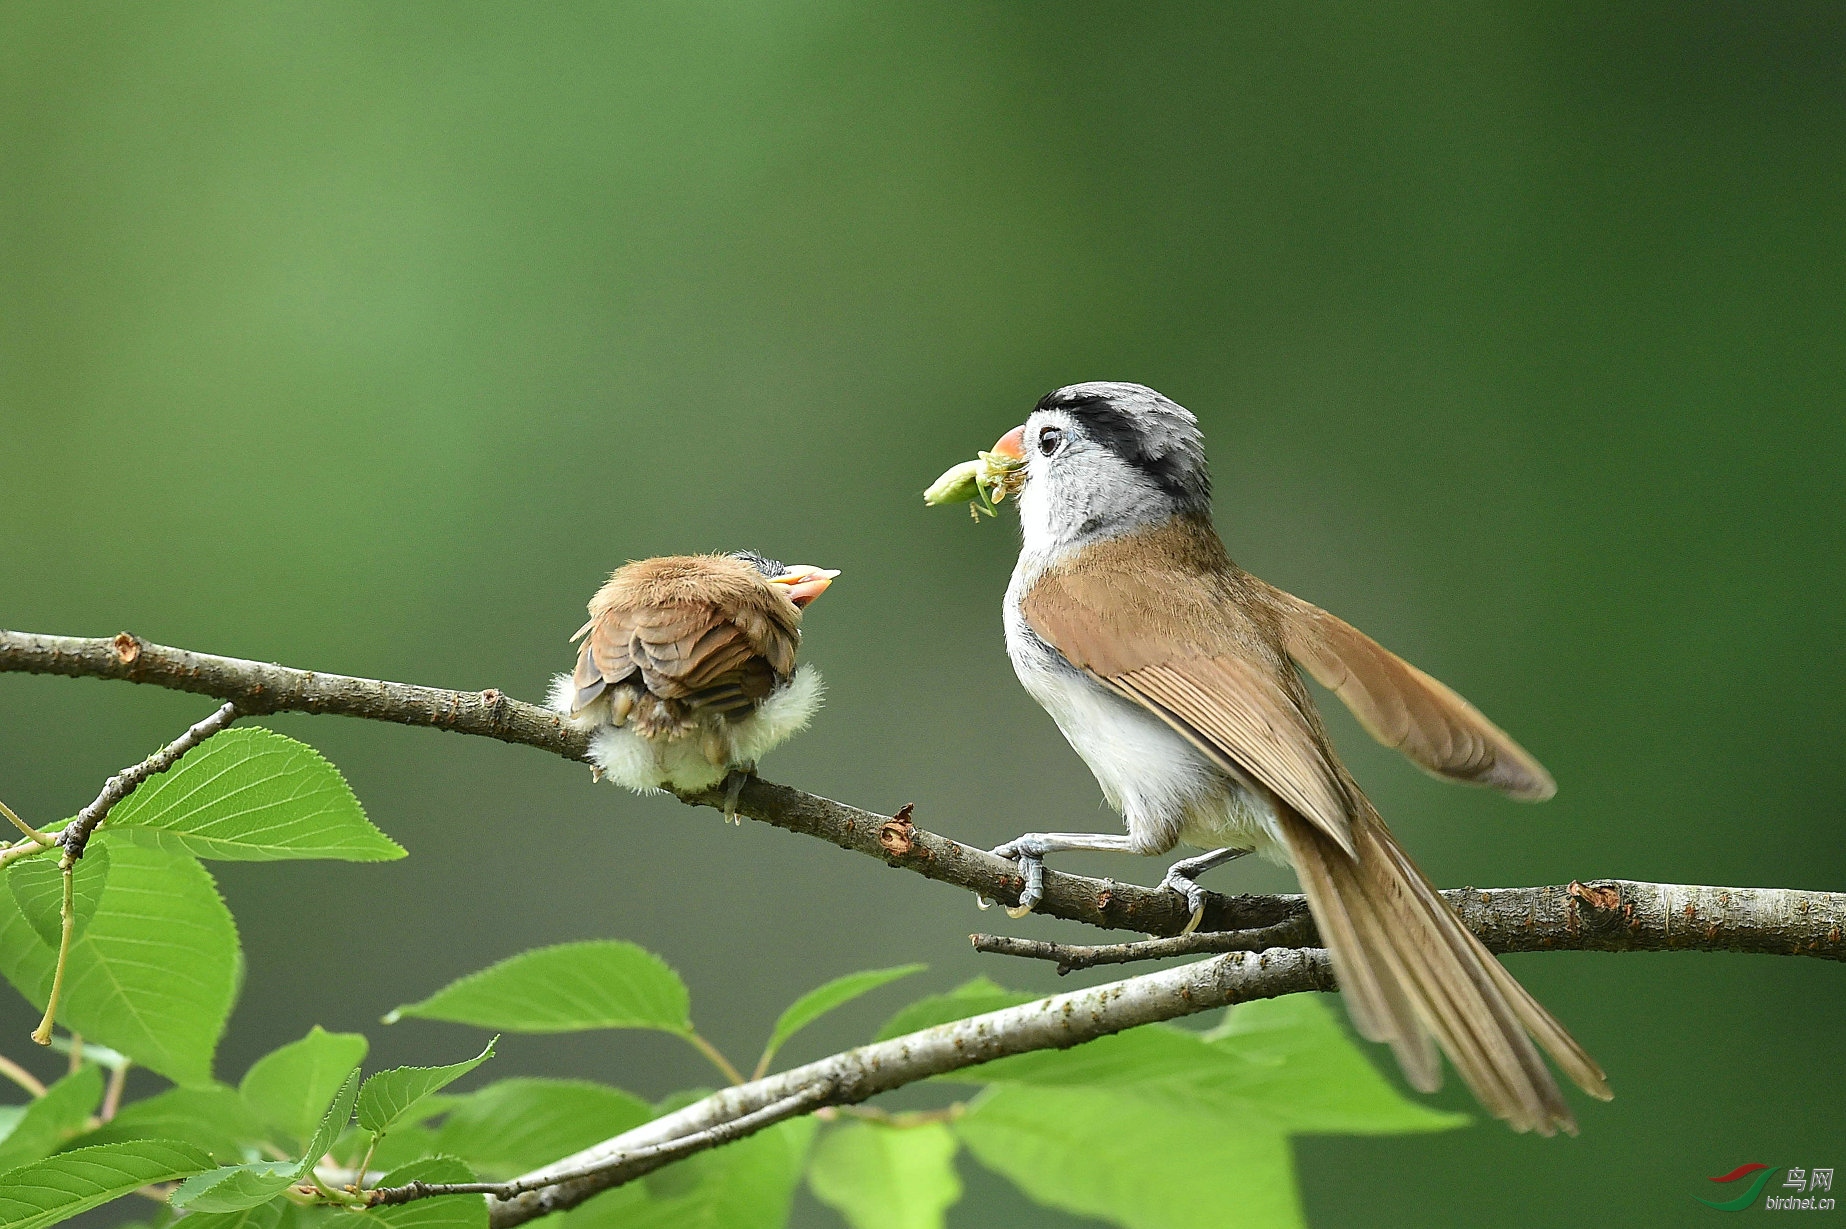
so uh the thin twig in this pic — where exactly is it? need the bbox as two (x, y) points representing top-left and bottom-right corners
(59, 700), (240, 860)
(0, 1052), (47, 1098)
(972, 928), (1290, 972)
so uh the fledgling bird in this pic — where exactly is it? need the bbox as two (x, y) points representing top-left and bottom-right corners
(549, 551), (836, 802)
(982, 382), (1610, 1136)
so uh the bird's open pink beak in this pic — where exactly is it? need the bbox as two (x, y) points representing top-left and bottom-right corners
(992, 425), (1027, 462)
(769, 565), (840, 608)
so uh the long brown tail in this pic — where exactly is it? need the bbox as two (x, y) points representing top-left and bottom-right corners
(1280, 804), (1612, 1135)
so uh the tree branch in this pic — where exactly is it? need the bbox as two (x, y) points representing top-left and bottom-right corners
(479, 946), (1336, 1227)
(972, 880), (1846, 970)
(0, 628), (1293, 934)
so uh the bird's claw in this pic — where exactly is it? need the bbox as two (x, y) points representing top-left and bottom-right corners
(991, 842), (1045, 918)
(720, 768), (753, 825)
(1158, 848), (1251, 935)
(1156, 869), (1210, 935)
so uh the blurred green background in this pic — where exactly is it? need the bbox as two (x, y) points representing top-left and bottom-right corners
(3, 3), (1842, 1225)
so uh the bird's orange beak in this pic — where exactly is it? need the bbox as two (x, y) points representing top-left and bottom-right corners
(769, 565), (840, 608)
(991, 425), (1027, 462)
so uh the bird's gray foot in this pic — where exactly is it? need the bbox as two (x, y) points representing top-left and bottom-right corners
(1157, 847), (1252, 934)
(720, 767), (755, 825)
(991, 835), (1057, 918)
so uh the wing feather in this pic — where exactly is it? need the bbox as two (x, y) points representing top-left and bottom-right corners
(570, 556), (802, 722)
(1261, 584), (1556, 801)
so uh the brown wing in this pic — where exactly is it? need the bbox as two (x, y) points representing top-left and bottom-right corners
(569, 555), (801, 720)
(1257, 583), (1556, 801)
(1018, 519), (1357, 855)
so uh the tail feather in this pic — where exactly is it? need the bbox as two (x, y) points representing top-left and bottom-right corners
(1279, 805), (1609, 1136)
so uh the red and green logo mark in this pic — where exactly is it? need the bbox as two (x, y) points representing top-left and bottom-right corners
(1699, 1164), (1836, 1211)
(1699, 1165), (1780, 1211)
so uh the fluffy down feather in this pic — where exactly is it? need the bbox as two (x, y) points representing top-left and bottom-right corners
(550, 664), (824, 792)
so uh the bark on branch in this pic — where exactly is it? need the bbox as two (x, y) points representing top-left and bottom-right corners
(972, 878), (1846, 971)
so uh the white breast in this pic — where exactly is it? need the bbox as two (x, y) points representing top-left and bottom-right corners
(1002, 570), (1284, 858)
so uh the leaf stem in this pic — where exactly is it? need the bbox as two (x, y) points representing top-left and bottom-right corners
(0, 798), (52, 847)
(682, 1031), (746, 1086)
(0, 1051), (47, 1097)
(31, 857), (77, 1047)
(351, 1134), (381, 1193)
(101, 1060), (129, 1120)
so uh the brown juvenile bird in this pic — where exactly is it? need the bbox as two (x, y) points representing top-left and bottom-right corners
(549, 551), (836, 803)
(981, 382), (1610, 1135)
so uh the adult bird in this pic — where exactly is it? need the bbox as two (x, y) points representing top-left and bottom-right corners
(982, 382), (1609, 1135)
(550, 551), (836, 805)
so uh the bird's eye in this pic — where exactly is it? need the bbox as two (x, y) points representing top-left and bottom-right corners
(1036, 425), (1064, 457)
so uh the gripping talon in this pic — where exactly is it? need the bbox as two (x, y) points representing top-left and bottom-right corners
(721, 768), (752, 824)
(1159, 846), (1251, 934)
(1004, 852), (1044, 918)
(1181, 885), (1207, 935)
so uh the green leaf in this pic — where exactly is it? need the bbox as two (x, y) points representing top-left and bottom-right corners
(0, 844), (239, 1086)
(947, 993), (1465, 1229)
(106, 728), (403, 863)
(240, 1027), (370, 1148)
(7, 843), (110, 947)
(759, 964), (925, 1071)
(174, 1069), (359, 1213)
(434, 1079), (651, 1180)
(0, 1139), (215, 1229)
(356, 1038), (496, 1135)
(64, 1086), (268, 1163)
(0, 1068), (105, 1173)
(807, 1120), (961, 1229)
(385, 942), (689, 1035)
(168, 1159), (302, 1215)
(1200, 994), (1472, 1135)
(563, 1117), (815, 1229)
(175, 1199), (286, 1229)
(873, 977), (1033, 1042)
(959, 1084), (1307, 1229)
